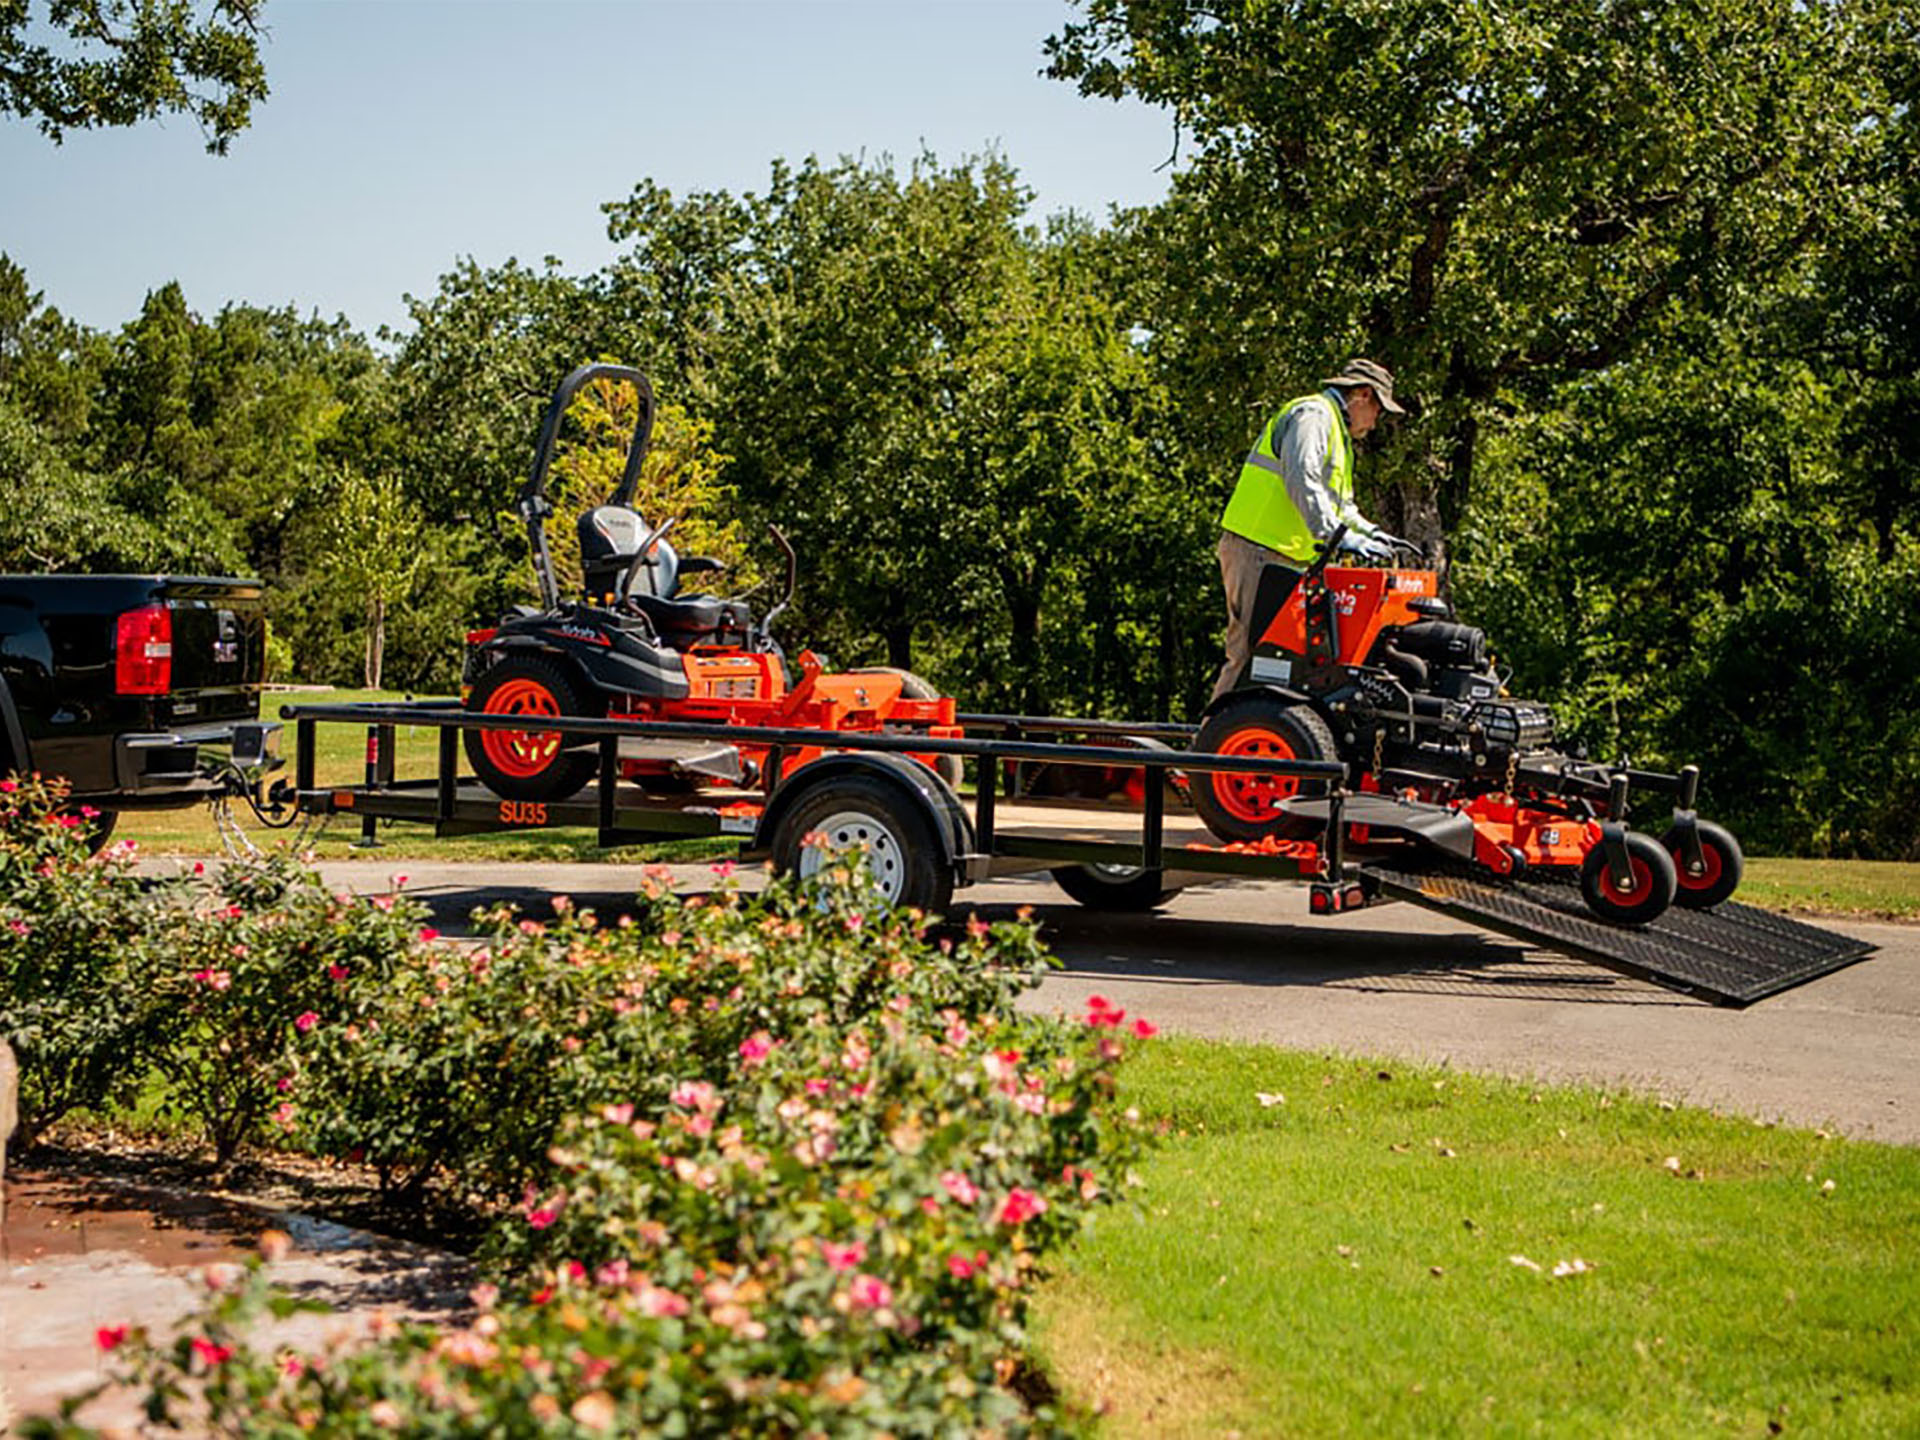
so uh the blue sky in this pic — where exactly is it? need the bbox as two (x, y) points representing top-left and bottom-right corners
(2, 0), (1177, 338)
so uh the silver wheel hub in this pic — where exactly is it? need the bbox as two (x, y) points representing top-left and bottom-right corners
(797, 809), (908, 903)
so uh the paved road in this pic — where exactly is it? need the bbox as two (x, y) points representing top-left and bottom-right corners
(280, 859), (1918, 1144)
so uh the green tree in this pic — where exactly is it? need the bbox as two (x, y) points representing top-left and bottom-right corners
(315, 468), (428, 689)
(2, 0), (267, 150)
(1049, 0), (1893, 547)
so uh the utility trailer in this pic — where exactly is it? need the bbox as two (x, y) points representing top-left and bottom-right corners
(278, 700), (1875, 1008)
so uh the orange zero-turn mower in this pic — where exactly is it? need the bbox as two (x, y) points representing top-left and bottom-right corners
(459, 364), (963, 804)
(1195, 527), (1743, 925)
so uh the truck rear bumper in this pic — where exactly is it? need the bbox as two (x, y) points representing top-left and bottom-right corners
(102, 721), (281, 806)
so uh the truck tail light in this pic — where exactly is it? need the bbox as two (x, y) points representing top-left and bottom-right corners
(115, 604), (173, 695)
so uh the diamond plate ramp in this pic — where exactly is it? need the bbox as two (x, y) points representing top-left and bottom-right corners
(1361, 863), (1878, 1006)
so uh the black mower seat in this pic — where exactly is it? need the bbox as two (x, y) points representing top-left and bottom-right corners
(628, 592), (752, 649)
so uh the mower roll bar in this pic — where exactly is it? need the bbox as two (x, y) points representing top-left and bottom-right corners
(517, 363), (659, 610)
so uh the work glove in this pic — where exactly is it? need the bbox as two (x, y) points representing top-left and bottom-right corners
(1336, 530), (1394, 563)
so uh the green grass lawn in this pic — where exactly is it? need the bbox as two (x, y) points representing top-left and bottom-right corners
(1740, 858), (1920, 922)
(1035, 1037), (1920, 1438)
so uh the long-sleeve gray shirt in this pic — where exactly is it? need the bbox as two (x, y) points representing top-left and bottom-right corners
(1273, 389), (1379, 542)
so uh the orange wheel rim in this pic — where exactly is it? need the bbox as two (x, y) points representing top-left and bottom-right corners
(1673, 842), (1724, 891)
(1212, 727), (1302, 825)
(1598, 856), (1654, 905)
(480, 679), (564, 779)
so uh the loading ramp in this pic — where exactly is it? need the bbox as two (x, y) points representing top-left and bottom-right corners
(1362, 862), (1877, 1006)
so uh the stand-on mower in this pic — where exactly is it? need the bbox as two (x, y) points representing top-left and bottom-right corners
(1195, 529), (1745, 925)
(461, 364), (962, 803)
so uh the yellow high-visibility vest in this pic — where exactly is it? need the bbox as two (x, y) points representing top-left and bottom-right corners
(1220, 392), (1353, 564)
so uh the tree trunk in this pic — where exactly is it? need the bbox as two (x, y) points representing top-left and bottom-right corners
(1007, 589), (1044, 715)
(365, 595), (385, 691)
(884, 618), (912, 671)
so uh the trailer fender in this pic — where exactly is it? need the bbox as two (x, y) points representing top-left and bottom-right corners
(755, 752), (973, 881)
(0, 673), (30, 773)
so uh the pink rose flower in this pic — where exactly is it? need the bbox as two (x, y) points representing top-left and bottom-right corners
(95, 1324), (129, 1351)
(939, 1170), (979, 1205)
(848, 1273), (893, 1310)
(996, 1187), (1049, 1227)
(294, 1011), (319, 1033)
(821, 1240), (867, 1272)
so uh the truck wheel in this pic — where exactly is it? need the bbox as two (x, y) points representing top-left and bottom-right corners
(771, 772), (952, 913)
(1192, 696), (1340, 844)
(77, 807), (119, 855)
(853, 667), (963, 789)
(1661, 819), (1744, 909)
(464, 655), (603, 802)
(1579, 832), (1678, 925)
(1049, 862), (1184, 912)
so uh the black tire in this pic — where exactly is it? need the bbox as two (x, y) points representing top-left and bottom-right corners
(1191, 695), (1341, 844)
(1579, 831), (1679, 925)
(853, 667), (963, 790)
(770, 771), (953, 913)
(464, 654), (604, 802)
(1049, 862), (1184, 912)
(1661, 819), (1744, 909)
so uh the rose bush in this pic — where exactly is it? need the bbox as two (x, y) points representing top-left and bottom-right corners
(26, 853), (1155, 1435)
(0, 775), (179, 1146)
(294, 857), (1052, 1211)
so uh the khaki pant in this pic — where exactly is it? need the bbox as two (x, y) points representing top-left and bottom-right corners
(1212, 530), (1301, 702)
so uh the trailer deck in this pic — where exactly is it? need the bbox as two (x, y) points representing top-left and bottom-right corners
(278, 700), (1876, 1007)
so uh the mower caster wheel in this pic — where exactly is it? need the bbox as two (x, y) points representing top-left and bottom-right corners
(1049, 863), (1185, 912)
(1500, 843), (1528, 878)
(1662, 818), (1744, 909)
(1579, 831), (1677, 926)
(771, 772), (953, 914)
(464, 654), (603, 803)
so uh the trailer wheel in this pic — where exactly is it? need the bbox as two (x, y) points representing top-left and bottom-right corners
(1192, 696), (1339, 844)
(464, 654), (603, 802)
(1049, 862), (1184, 912)
(853, 667), (963, 789)
(1579, 832), (1678, 925)
(771, 772), (953, 913)
(1661, 819), (1744, 909)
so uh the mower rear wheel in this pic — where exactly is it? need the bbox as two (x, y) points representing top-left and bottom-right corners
(1579, 832), (1678, 925)
(1661, 819), (1744, 909)
(464, 654), (604, 802)
(1049, 862), (1184, 912)
(771, 772), (953, 913)
(1191, 696), (1339, 844)
(852, 667), (963, 790)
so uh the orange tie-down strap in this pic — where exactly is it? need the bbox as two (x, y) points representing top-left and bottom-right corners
(1186, 836), (1323, 875)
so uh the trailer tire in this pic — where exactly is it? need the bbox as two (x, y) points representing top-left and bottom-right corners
(1661, 819), (1744, 909)
(1579, 832), (1678, 925)
(771, 771), (953, 914)
(464, 654), (604, 802)
(852, 667), (963, 789)
(1049, 862), (1184, 912)
(1192, 695), (1339, 844)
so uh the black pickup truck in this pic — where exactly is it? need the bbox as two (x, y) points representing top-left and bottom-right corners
(0, 575), (277, 835)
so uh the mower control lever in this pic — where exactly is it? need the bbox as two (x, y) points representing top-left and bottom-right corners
(620, 515), (681, 599)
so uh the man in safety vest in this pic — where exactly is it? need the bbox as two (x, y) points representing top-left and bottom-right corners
(1210, 357), (1407, 701)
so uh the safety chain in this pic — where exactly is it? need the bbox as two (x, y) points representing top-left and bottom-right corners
(1504, 748), (1519, 800)
(1372, 727), (1385, 780)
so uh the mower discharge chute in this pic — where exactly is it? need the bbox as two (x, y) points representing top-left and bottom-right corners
(461, 364), (963, 803)
(1196, 529), (1744, 926)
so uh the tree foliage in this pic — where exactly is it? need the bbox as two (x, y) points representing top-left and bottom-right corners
(1, 0), (268, 151)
